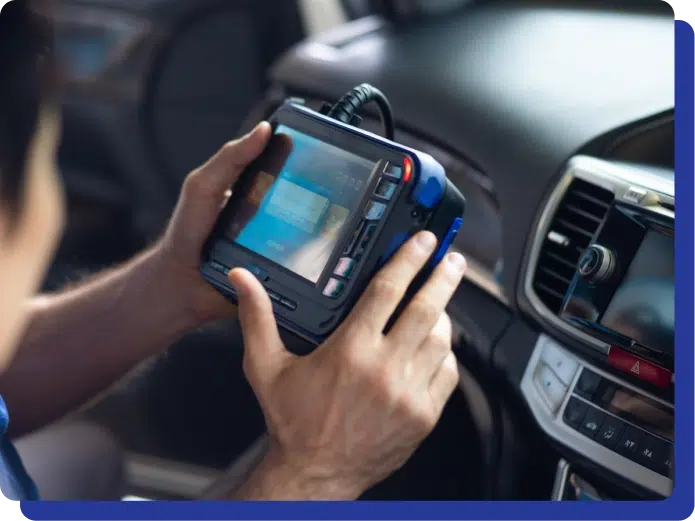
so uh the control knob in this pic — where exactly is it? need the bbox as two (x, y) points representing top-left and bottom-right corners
(578, 244), (616, 284)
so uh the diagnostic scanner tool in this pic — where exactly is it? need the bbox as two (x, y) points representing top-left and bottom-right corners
(201, 94), (465, 345)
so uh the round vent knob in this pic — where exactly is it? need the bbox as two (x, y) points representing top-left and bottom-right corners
(578, 245), (616, 284)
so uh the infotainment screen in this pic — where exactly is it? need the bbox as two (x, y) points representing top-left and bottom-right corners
(225, 125), (377, 283)
(600, 229), (674, 353)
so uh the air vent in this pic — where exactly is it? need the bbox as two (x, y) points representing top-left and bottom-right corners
(532, 178), (614, 314)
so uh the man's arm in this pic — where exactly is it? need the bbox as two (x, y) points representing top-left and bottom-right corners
(0, 249), (194, 438)
(0, 123), (272, 438)
(231, 448), (362, 500)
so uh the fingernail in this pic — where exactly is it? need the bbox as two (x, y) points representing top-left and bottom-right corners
(416, 231), (437, 252)
(446, 252), (466, 272)
(253, 121), (270, 134)
(244, 122), (263, 138)
(227, 269), (245, 295)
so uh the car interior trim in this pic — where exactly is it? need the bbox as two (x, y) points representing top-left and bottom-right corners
(522, 155), (674, 356)
(125, 453), (220, 500)
(452, 246), (508, 306)
(551, 459), (571, 501)
(520, 334), (673, 498)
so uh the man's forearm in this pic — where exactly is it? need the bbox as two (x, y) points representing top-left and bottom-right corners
(231, 449), (363, 501)
(0, 249), (195, 438)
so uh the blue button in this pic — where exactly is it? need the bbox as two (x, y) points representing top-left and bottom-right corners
(384, 163), (402, 179)
(432, 217), (463, 264)
(364, 200), (387, 221)
(374, 178), (398, 200)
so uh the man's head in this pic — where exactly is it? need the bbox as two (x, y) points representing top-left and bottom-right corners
(0, 0), (64, 369)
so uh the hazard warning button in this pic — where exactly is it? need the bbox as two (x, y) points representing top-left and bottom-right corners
(607, 347), (672, 388)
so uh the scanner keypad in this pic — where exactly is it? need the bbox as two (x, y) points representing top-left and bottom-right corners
(323, 164), (403, 299)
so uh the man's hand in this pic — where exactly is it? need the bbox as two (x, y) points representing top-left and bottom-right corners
(228, 231), (466, 500)
(2, 123), (274, 437)
(153, 122), (271, 325)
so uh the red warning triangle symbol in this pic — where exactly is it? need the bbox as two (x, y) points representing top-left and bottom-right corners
(630, 361), (640, 375)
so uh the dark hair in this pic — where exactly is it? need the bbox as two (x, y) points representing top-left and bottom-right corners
(0, 0), (56, 220)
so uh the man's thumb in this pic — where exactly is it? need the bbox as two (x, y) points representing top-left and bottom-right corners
(228, 268), (291, 381)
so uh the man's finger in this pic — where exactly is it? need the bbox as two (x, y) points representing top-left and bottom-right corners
(428, 352), (459, 417)
(347, 231), (437, 334)
(262, 132), (294, 176)
(228, 268), (292, 382)
(411, 313), (453, 382)
(388, 252), (466, 352)
(189, 122), (272, 195)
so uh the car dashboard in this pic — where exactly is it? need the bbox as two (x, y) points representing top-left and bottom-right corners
(265, 1), (675, 500)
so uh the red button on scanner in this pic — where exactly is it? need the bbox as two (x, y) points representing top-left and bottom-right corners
(607, 347), (672, 389)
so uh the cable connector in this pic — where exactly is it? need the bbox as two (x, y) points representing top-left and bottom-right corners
(327, 83), (395, 140)
(318, 102), (333, 115)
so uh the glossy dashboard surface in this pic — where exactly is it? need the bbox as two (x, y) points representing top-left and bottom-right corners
(270, 2), (675, 301)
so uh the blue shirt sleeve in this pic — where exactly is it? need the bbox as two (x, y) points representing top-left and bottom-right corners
(0, 395), (39, 500)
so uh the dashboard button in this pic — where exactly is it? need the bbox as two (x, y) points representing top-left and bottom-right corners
(374, 178), (398, 200)
(607, 347), (672, 389)
(334, 257), (356, 278)
(596, 416), (625, 449)
(534, 363), (568, 412)
(595, 382), (617, 405)
(637, 434), (659, 469)
(652, 440), (674, 477)
(615, 426), (643, 461)
(636, 434), (662, 471)
(575, 369), (602, 400)
(563, 397), (588, 428)
(323, 278), (345, 298)
(540, 342), (579, 386)
(579, 406), (605, 439)
(364, 200), (387, 220)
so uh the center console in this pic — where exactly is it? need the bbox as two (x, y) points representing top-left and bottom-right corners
(552, 460), (611, 500)
(521, 156), (675, 498)
(521, 335), (673, 497)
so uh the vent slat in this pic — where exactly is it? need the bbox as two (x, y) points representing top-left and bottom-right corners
(573, 190), (611, 209)
(546, 251), (579, 270)
(555, 219), (595, 240)
(539, 267), (573, 285)
(532, 178), (613, 314)
(534, 282), (566, 301)
(565, 204), (604, 224)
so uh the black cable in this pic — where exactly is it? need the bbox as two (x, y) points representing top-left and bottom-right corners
(327, 83), (395, 140)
